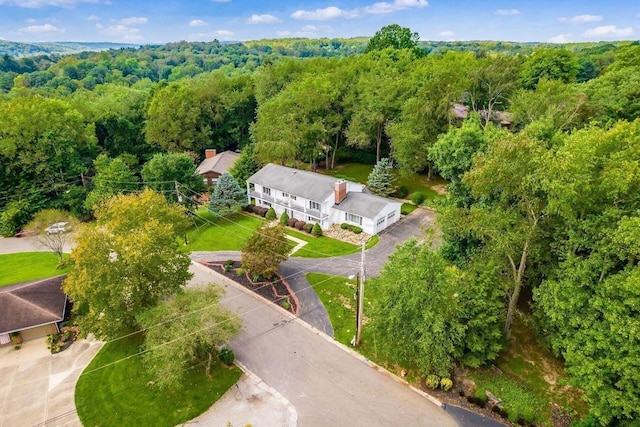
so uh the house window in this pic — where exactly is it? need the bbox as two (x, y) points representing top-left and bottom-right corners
(309, 201), (321, 211)
(283, 192), (297, 200)
(263, 187), (271, 196)
(345, 212), (363, 226)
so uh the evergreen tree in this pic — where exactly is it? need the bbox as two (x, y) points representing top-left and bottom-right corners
(209, 172), (246, 217)
(367, 158), (397, 197)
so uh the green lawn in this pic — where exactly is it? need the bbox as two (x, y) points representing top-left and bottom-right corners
(286, 229), (360, 257)
(306, 273), (358, 344)
(185, 211), (264, 251)
(76, 333), (241, 427)
(187, 209), (375, 258)
(0, 252), (71, 286)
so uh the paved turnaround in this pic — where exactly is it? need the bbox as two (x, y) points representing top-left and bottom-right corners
(190, 263), (458, 427)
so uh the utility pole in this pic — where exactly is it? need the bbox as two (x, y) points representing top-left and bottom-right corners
(355, 241), (366, 346)
(174, 181), (183, 203)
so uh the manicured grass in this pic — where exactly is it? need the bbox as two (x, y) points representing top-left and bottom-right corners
(307, 273), (358, 344)
(401, 203), (417, 215)
(185, 211), (264, 251)
(0, 252), (71, 286)
(76, 333), (242, 427)
(286, 229), (360, 257)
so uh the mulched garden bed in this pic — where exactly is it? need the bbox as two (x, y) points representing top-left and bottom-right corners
(200, 260), (299, 316)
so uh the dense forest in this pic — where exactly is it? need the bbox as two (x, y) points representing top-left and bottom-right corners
(1, 26), (640, 426)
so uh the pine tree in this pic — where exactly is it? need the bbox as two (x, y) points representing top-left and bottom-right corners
(209, 172), (246, 217)
(367, 158), (397, 197)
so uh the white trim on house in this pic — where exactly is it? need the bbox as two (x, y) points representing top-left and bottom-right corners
(247, 164), (402, 235)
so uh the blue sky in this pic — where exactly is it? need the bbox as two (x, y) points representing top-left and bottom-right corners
(0, 0), (638, 44)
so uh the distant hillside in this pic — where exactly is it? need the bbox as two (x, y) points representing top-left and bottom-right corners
(0, 41), (139, 58)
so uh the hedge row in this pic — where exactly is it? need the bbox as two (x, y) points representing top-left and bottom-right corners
(340, 223), (363, 234)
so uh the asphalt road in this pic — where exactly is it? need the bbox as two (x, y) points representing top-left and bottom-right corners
(190, 263), (459, 427)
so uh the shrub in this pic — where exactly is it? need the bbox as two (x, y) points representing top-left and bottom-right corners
(311, 223), (323, 236)
(303, 223), (314, 233)
(440, 378), (453, 391)
(425, 374), (440, 390)
(294, 221), (306, 230)
(288, 218), (298, 227)
(265, 207), (276, 220)
(279, 211), (290, 226)
(411, 191), (425, 205)
(395, 185), (409, 199)
(340, 223), (349, 230)
(218, 347), (235, 366)
(255, 206), (268, 217)
(352, 226), (363, 234)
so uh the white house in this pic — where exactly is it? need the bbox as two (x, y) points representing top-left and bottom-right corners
(247, 164), (402, 235)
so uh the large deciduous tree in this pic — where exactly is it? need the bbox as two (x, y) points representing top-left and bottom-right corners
(365, 24), (420, 53)
(85, 154), (139, 211)
(241, 223), (289, 280)
(369, 240), (503, 376)
(63, 189), (192, 339)
(137, 286), (240, 389)
(141, 152), (205, 204)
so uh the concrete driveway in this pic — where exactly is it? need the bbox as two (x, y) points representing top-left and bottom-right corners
(0, 336), (103, 427)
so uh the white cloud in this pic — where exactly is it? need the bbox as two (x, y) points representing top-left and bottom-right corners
(25, 17), (37, 23)
(583, 25), (634, 38)
(438, 30), (454, 37)
(246, 14), (281, 24)
(292, 6), (357, 20)
(548, 33), (572, 43)
(277, 30), (291, 36)
(558, 14), (602, 24)
(0, 0), (104, 8)
(494, 9), (520, 16)
(118, 16), (147, 25)
(86, 14), (100, 21)
(302, 25), (317, 32)
(292, 0), (427, 21)
(18, 23), (65, 33)
(189, 19), (208, 27)
(96, 22), (142, 41)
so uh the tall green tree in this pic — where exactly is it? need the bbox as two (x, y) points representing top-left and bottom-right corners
(209, 172), (245, 217)
(64, 189), (191, 339)
(369, 240), (503, 376)
(520, 48), (579, 90)
(229, 144), (260, 188)
(137, 286), (240, 389)
(365, 24), (420, 53)
(85, 154), (139, 211)
(141, 152), (205, 204)
(367, 158), (397, 197)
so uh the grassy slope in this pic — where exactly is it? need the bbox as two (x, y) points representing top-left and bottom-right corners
(76, 334), (241, 427)
(186, 212), (264, 251)
(0, 252), (70, 286)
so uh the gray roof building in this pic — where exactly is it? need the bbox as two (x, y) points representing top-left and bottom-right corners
(0, 275), (67, 335)
(248, 163), (339, 202)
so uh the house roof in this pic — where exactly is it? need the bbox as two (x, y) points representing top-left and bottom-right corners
(0, 275), (67, 334)
(248, 164), (339, 202)
(196, 151), (240, 176)
(334, 192), (401, 219)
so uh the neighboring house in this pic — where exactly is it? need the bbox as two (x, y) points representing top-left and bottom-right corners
(451, 103), (513, 129)
(196, 149), (240, 187)
(0, 275), (68, 344)
(247, 164), (402, 235)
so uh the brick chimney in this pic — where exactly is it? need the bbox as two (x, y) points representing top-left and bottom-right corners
(334, 180), (347, 204)
(205, 149), (217, 159)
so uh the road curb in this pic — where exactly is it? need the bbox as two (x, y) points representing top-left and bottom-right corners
(191, 259), (446, 412)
